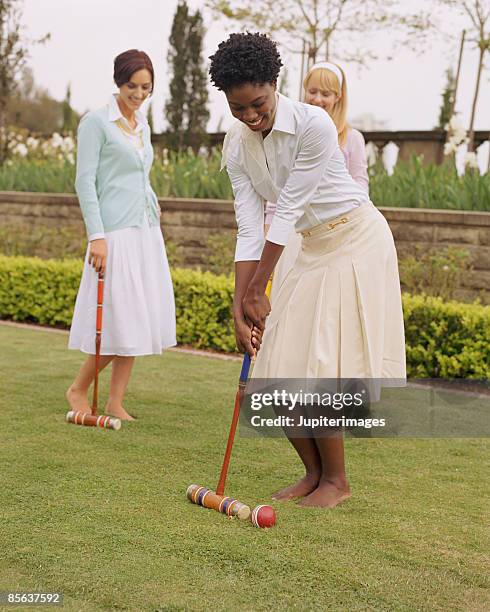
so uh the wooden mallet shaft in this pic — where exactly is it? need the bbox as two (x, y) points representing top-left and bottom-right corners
(215, 353), (251, 496)
(91, 272), (104, 416)
(66, 272), (121, 431)
(186, 276), (272, 517)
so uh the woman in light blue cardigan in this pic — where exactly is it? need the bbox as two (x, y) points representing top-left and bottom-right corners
(67, 50), (176, 421)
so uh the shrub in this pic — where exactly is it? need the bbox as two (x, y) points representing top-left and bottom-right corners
(0, 256), (82, 327)
(399, 246), (473, 301)
(0, 151), (489, 211)
(0, 255), (489, 377)
(0, 223), (184, 268)
(0, 159), (76, 193)
(403, 293), (490, 378)
(171, 268), (235, 352)
(0, 256), (236, 352)
(163, 239), (184, 268)
(203, 232), (235, 275)
(370, 156), (490, 211)
(0, 224), (86, 259)
(150, 148), (233, 200)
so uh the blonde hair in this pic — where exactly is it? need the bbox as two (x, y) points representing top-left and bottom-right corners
(303, 63), (350, 147)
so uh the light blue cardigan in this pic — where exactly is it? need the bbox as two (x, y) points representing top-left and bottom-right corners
(75, 102), (160, 240)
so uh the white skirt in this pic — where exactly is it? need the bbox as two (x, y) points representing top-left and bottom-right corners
(270, 231), (302, 304)
(68, 214), (176, 356)
(254, 201), (406, 380)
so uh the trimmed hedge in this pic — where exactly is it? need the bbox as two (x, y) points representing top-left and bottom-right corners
(0, 255), (489, 378)
(403, 293), (490, 378)
(172, 268), (235, 352)
(0, 256), (81, 328)
(0, 256), (236, 353)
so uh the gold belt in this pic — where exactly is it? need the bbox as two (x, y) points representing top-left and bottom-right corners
(301, 216), (349, 237)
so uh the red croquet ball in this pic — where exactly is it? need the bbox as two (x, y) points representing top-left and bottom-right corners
(251, 504), (276, 528)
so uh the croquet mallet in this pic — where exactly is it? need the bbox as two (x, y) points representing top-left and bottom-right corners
(186, 352), (252, 520)
(186, 275), (273, 520)
(66, 271), (121, 431)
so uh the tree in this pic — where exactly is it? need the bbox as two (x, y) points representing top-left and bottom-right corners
(435, 2), (489, 151)
(165, 1), (188, 149)
(61, 83), (77, 133)
(206, 0), (431, 74)
(165, 1), (209, 150)
(437, 67), (456, 129)
(456, 1), (489, 151)
(147, 100), (154, 134)
(0, 0), (28, 160)
(279, 65), (290, 97)
(7, 67), (79, 134)
(0, 0), (48, 159)
(186, 9), (210, 148)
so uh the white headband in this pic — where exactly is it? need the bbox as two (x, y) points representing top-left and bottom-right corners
(309, 62), (343, 87)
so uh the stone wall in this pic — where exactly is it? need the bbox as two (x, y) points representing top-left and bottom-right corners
(0, 191), (488, 303)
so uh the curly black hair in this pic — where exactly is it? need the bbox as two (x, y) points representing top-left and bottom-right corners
(209, 32), (283, 92)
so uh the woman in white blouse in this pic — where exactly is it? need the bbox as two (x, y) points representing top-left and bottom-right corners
(67, 50), (176, 421)
(211, 33), (406, 508)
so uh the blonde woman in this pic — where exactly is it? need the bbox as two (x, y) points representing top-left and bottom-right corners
(266, 62), (368, 301)
(304, 61), (368, 189)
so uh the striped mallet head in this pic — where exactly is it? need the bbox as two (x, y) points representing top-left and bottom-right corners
(186, 484), (251, 520)
(66, 410), (121, 431)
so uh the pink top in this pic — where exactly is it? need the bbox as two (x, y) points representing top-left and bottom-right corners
(341, 128), (369, 192)
(265, 127), (369, 224)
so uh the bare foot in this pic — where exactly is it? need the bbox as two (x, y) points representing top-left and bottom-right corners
(271, 473), (320, 501)
(104, 401), (136, 422)
(66, 386), (90, 414)
(298, 478), (351, 508)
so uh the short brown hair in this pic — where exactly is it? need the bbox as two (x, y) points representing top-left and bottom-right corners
(113, 49), (154, 92)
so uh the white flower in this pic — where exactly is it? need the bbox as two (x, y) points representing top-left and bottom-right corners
(61, 136), (75, 153)
(444, 141), (457, 156)
(365, 142), (378, 167)
(464, 151), (479, 169)
(26, 136), (39, 149)
(66, 152), (75, 164)
(51, 132), (63, 148)
(453, 130), (467, 146)
(446, 114), (468, 146)
(448, 115), (464, 132)
(12, 142), (28, 157)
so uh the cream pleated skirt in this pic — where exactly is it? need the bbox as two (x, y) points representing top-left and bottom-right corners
(253, 201), (406, 380)
(68, 214), (176, 356)
(270, 230), (302, 303)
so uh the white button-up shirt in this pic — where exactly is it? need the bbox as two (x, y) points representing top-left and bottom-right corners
(223, 93), (370, 261)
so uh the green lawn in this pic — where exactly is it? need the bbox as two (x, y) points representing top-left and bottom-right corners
(0, 325), (488, 611)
